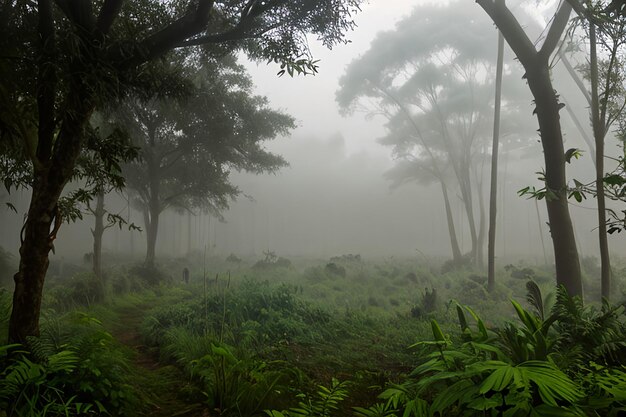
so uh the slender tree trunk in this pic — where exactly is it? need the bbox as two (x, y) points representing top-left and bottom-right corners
(92, 191), (105, 282)
(589, 24), (611, 299)
(187, 211), (192, 256)
(441, 181), (463, 263)
(144, 202), (160, 268)
(488, 22), (504, 293)
(477, 0), (582, 297)
(534, 199), (549, 265)
(144, 165), (161, 268)
(475, 164), (487, 270)
(458, 173), (479, 264)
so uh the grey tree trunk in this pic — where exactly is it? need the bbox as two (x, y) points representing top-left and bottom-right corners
(477, 0), (583, 297)
(441, 181), (463, 263)
(589, 24), (612, 299)
(488, 22), (505, 293)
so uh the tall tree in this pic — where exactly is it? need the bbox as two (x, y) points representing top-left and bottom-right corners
(337, 1), (531, 268)
(475, 0), (583, 297)
(487, 10), (505, 293)
(560, 0), (626, 299)
(0, 0), (362, 343)
(121, 56), (293, 268)
(82, 118), (137, 287)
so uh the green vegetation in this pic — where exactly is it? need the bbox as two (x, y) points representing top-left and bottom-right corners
(0, 255), (624, 416)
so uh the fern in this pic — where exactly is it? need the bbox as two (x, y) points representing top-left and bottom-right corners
(265, 378), (350, 417)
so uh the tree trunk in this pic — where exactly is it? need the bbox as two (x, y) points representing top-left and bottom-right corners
(9, 80), (96, 343)
(528, 67), (583, 296)
(477, 0), (583, 297)
(187, 211), (192, 256)
(459, 173), (479, 265)
(144, 154), (161, 268)
(589, 24), (611, 299)
(488, 22), (505, 293)
(441, 181), (463, 263)
(92, 191), (105, 282)
(144, 204), (160, 268)
(9, 180), (58, 343)
(475, 164), (487, 270)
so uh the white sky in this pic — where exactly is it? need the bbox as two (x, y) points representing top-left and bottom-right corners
(243, 0), (422, 157)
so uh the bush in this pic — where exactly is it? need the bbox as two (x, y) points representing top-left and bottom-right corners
(129, 264), (171, 286)
(325, 263), (346, 278)
(46, 272), (104, 310)
(0, 314), (140, 416)
(370, 284), (626, 416)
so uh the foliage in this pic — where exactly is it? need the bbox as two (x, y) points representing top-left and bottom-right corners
(143, 279), (332, 351)
(191, 342), (301, 416)
(410, 288), (438, 319)
(0, 246), (14, 288)
(121, 55), (293, 218)
(265, 378), (350, 417)
(367, 283), (626, 416)
(0, 288), (11, 343)
(0, 314), (139, 416)
(45, 272), (105, 311)
(254, 252), (294, 270)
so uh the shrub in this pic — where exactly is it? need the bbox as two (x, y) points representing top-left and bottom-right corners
(46, 272), (104, 310)
(0, 314), (140, 416)
(324, 263), (346, 278)
(370, 283), (626, 416)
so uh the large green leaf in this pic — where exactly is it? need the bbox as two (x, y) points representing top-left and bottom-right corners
(519, 361), (582, 405)
(480, 365), (515, 393)
(430, 379), (477, 414)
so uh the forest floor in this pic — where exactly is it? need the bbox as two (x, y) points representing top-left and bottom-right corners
(109, 303), (209, 417)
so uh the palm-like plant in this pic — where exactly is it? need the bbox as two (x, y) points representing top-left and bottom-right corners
(374, 282), (626, 416)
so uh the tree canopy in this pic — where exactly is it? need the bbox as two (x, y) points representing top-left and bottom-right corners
(119, 55), (293, 265)
(337, 1), (534, 267)
(0, 0), (363, 343)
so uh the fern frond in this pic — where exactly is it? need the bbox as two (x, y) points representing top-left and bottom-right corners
(526, 280), (544, 320)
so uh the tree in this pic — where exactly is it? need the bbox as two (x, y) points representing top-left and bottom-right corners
(487, 6), (505, 293)
(337, 1), (531, 268)
(559, 0), (626, 299)
(82, 117), (137, 289)
(121, 56), (293, 268)
(476, 0), (583, 297)
(0, 0), (362, 344)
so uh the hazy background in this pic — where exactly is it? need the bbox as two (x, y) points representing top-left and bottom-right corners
(1, 0), (622, 265)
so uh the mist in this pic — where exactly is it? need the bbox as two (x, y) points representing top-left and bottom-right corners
(1, 0), (624, 266)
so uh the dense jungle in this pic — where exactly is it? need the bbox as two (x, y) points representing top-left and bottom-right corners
(2, 0), (626, 416)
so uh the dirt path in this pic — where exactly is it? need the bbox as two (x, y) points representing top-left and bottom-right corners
(110, 303), (208, 417)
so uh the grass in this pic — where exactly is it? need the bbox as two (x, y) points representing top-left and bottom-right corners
(1, 254), (623, 416)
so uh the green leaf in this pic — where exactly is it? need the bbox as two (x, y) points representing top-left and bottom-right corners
(480, 365), (514, 393)
(519, 361), (582, 405)
(467, 394), (503, 411)
(430, 319), (446, 342)
(456, 304), (468, 332)
(604, 174), (626, 186)
(431, 379), (477, 413)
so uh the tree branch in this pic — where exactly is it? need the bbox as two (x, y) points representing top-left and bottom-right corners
(475, 0), (537, 66)
(539, 1), (573, 61)
(125, 0), (215, 67)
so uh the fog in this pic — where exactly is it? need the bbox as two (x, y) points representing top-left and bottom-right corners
(1, 0), (624, 266)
